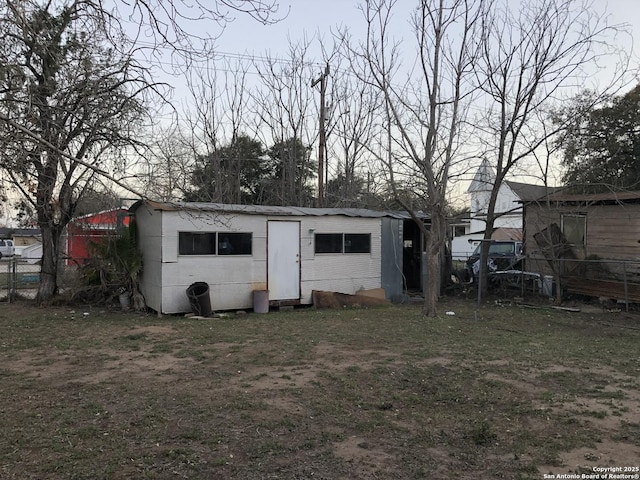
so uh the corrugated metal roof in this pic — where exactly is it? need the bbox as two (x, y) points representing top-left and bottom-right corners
(130, 200), (429, 220)
(0, 227), (41, 237)
(520, 190), (640, 204)
(492, 227), (523, 241)
(547, 191), (640, 203)
(71, 208), (129, 221)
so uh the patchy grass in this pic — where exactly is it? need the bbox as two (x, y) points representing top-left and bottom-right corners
(0, 298), (639, 479)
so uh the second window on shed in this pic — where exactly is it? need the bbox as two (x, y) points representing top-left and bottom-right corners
(314, 233), (371, 254)
(344, 234), (371, 253)
(218, 232), (252, 255)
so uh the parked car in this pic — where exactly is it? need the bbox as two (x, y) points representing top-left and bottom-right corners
(466, 240), (523, 273)
(453, 240), (524, 284)
(0, 239), (15, 258)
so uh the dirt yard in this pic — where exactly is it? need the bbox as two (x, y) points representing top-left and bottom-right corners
(0, 298), (639, 479)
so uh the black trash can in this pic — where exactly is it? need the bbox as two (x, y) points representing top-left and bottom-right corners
(187, 282), (212, 316)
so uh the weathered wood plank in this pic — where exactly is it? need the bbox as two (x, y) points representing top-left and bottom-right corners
(565, 277), (640, 302)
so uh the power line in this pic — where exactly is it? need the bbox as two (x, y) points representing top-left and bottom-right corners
(132, 40), (329, 71)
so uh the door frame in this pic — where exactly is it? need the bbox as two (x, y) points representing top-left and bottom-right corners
(267, 220), (301, 302)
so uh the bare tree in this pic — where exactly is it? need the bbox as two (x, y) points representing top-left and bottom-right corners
(249, 39), (318, 206)
(0, 0), (285, 304)
(342, 0), (483, 316)
(139, 127), (195, 201)
(181, 57), (259, 203)
(473, 0), (624, 297)
(324, 57), (384, 208)
(0, 0), (160, 302)
(93, 0), (283, 64)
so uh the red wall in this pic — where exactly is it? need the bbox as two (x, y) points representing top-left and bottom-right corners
(66, 209), (130, 265)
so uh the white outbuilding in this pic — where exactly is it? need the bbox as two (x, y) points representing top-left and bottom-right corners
(131, 200), (430, 314)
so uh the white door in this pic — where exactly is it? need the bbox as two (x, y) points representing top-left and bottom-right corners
(268, 221), (300, 300)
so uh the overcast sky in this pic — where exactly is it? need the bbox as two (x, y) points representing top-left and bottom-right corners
(3, 1), (638, 226)
(212, 0), (640, 78)
(196, 0), (640, 204)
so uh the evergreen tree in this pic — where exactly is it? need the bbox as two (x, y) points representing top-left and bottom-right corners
(559, 85), (640, 193)
(185, 135), (269, 204)
(263, 138), (316, 206)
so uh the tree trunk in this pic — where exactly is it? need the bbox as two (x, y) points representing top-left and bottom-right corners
(422, 208), (446, 317)
(423, 248), (440, 316)
(479, 190), (499, 300)
(36, 224), (62, 303)
(553, 272), (563, 306)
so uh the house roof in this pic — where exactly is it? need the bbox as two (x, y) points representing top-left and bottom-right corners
(131, 200), (430, 220)
(540, 190), (640, 205)
(467, 159), (495, 193)
(71, 208), (129, 221)
(505, 181), (560, 202)
(0, 227), (41, 237)
(467, 159), (560, 200)
(491, 227), (523, 241)
(449, 212), (471, 224)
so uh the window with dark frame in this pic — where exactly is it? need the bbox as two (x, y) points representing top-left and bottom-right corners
(179, 232), (217, 255)
(453, 225), (466, 237)
(314, 233), (371, 254)
(218, 232), (252, 255)
(314, 233), (343, 253)
(178, 232), (252, 256)
(561, 214), (586, 246)
(344, 233), (371, 253)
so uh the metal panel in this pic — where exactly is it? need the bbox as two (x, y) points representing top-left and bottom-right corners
(132, 199), (430, 220)
(268, 221), (300, 300)
(135, 205), (164, 313)
(381, 218), (404, 301)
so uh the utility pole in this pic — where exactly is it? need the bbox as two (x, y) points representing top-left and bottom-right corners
(311, 64), (329, 207)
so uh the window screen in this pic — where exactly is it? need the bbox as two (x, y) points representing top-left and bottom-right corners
(218, 233), (252, 255)
(344, 234), (371, 253)
(315, 233), (343, 253)
(561, 215), (586, 246)
(179, 232), (216, 255)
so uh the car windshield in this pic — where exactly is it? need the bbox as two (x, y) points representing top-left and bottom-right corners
(490, 243), (515, 255)
(472, 242), (517, 256)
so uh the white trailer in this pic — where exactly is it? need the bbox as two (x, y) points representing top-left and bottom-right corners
(132, 201), (425, 314)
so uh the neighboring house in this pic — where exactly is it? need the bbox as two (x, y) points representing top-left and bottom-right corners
(21, 241), (43, 264)
(65, 209), (131, 265)
(131, 200), (431, 314)
(0, 227), (41, 256)
(451, 159), (553, 260)
(523, 190), (640, 302)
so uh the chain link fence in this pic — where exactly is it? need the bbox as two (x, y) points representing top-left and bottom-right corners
(0, 257), (41, 302)
(526, 256), (640, 308)
(0, 256), (84, 303)
(449, 249), (640, 307)
(4, 251), (640, 307)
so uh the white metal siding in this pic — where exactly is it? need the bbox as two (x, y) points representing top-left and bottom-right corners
(159, 213), (268, 313)
(298, 217), (382, 304)
(135, 207), (164, 313)
(137, 208), (384, 314)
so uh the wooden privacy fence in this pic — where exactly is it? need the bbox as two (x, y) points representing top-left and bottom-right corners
(560, 258), (640, 306)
